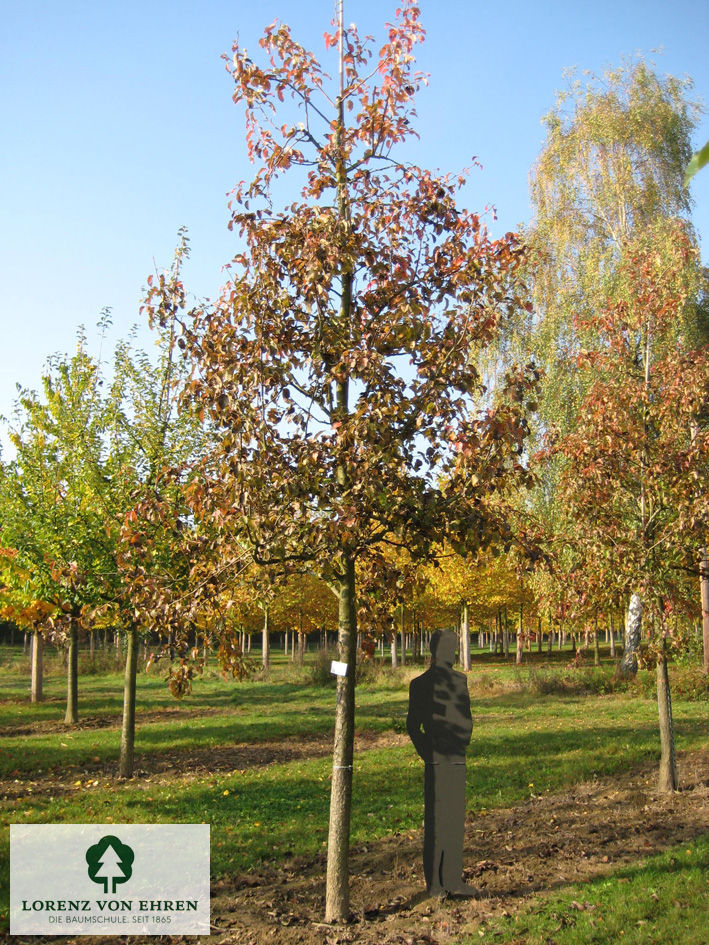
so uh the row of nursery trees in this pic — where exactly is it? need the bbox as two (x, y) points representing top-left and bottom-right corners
(1, 2), (709, 922)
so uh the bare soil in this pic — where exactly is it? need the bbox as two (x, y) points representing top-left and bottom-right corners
(2, 731), (403, 802)
(6, 746), (709, 945)
(0, 704), (226, 739)
(200, 747), (709, 945)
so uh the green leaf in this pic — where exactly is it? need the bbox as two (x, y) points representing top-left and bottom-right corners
(684, 139), (709, 187)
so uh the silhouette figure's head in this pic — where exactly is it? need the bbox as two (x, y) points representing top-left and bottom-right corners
(430, 629), (458, 666)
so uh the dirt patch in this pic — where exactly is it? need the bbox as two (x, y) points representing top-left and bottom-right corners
(0, 705), (226, 739)
(202, 746), (709, 945)
(137, 730), (403, 779)
(8, 748), (709, 945)
(6, 748), (709, 945)
(1, 731), (405, 802)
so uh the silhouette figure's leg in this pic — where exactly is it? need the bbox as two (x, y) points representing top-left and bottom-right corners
(423, 764), (444, 894)
(439, 763), (466, 892)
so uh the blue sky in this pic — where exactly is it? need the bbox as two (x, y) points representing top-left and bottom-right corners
(2, 0), (709, 454)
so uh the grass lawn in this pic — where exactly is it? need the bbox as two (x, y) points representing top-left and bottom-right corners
(1, 642), (708, 940)
(476, 834), (709, 945)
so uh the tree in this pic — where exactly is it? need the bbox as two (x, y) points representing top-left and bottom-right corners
(0, 331), (120, 724)
(176, 2), (535, 921)
(556, 219), (709, 791)
(0, 242), (214, 773)
(0, 548), (56, 702)
(109, 236), (221, 777)
(525, 59), (703, 669)
(528, 60), (698, 421)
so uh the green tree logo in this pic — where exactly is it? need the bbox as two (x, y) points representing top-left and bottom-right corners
(86, 835), (134, 893)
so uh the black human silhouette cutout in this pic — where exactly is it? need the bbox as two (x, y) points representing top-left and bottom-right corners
(406, 628), (475, 898)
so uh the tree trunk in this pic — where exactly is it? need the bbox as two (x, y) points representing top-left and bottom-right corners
(390, 624), (398, 669)
(619, 592), (642, 677)
(64, 620), (79, 724)
(262, 605), (270, 670)
(594, 616), (600, 666)
(325, 557), (357, 923)
(656, 638), (678, 792)
(31, 631), (43, 703)
(503, 606), (509, 660)
(119, 628), (139, 778)
(700, 547), (709, 674)
(399, 605), (406, 666)
(609, 613), (617, 659)
(537, 616), (543, 654)
(460, 603), (471, 671)
(516, 602), (523, 665)
(89, 629), (95, 664)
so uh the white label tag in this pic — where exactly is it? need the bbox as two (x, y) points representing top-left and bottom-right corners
(330, 660), (348, 676)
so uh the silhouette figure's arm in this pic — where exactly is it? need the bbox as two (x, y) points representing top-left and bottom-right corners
(407, 678), (433, 762)
(454, 672), (473, 747)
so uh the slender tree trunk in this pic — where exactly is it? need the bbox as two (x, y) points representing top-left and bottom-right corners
(262, 605), (270, 670)
(119, 628), (139, 778)
(656, 638), (678, 792)
(390, 624), (398, 669)
(609, 613), (617, 659)
(537, 616), (543, 654)
(548, 620), (553, 654)
(461, 602), (471, 671)
(89, 629), (95, 664)
(24, 631), (29, 656)
(594, 615), (600, 666)
(619, 593), (642, 677)
(64, 620), (79, 724)
(700, 546), (709, 674)
(31, 631), (43, 703)
(325, 556), (357, 923)
(399, 605), (406, 666)
(297, 612), (305, 666)
(503, 606), (509, 660)
(516, 601), (523, 665)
